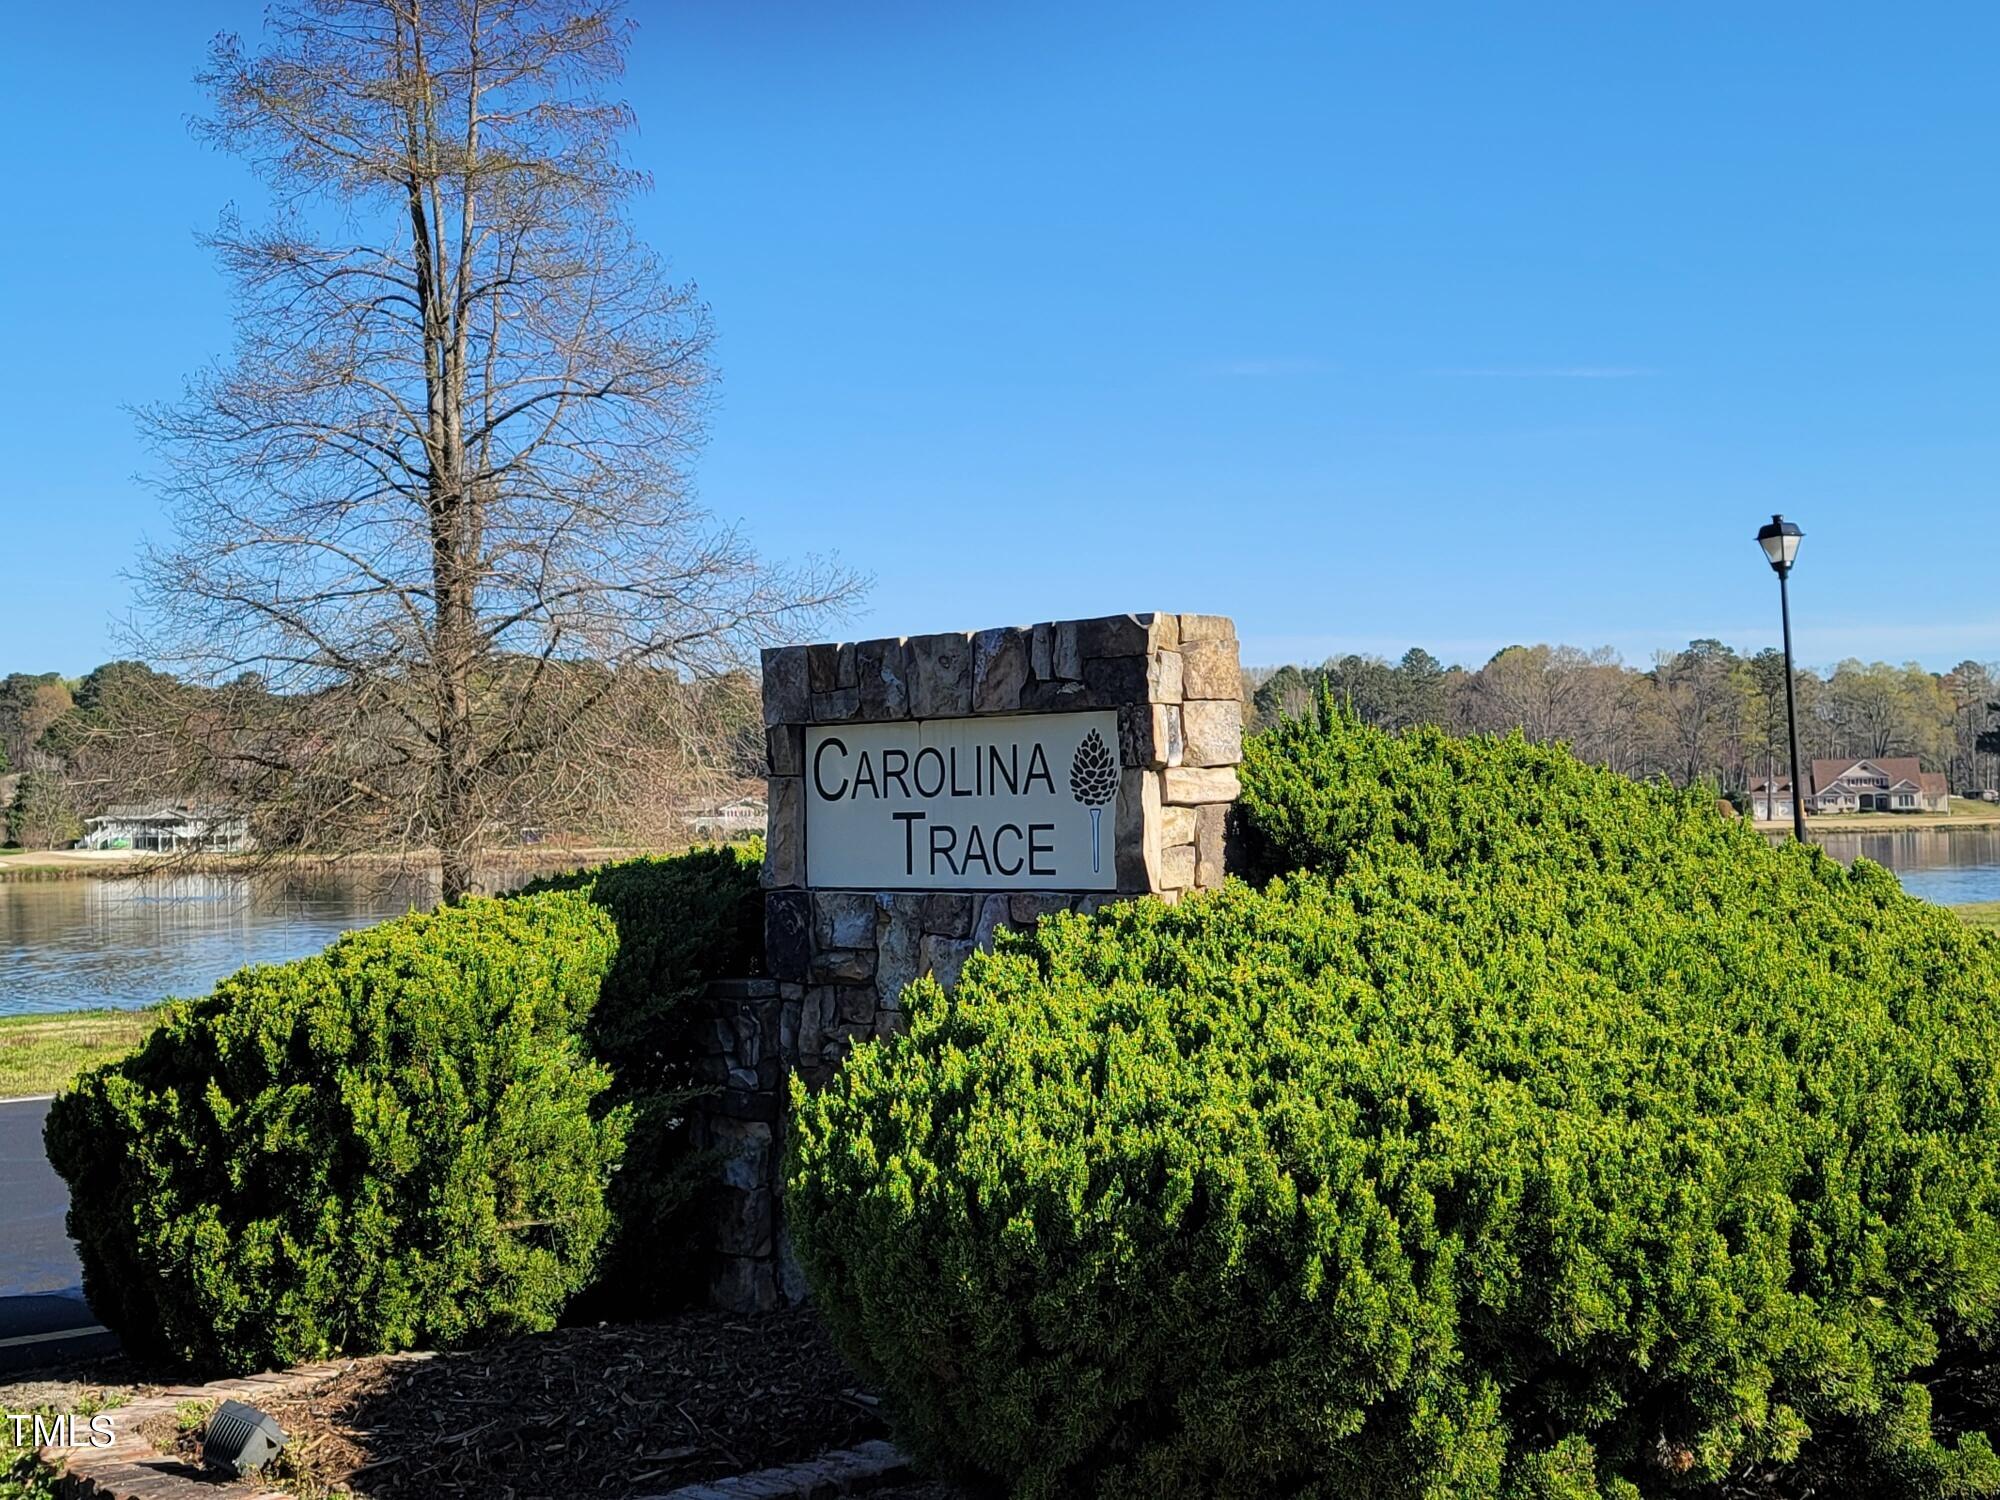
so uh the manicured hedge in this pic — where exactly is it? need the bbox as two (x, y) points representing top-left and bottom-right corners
(46, 844), (765, 1369)
(788, 711), (2000, 1498)
(521, 843), (764, 1313)
(46, 893), (625, 1372)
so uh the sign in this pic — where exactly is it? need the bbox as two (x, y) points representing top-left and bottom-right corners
(805, 711), (1120, 890)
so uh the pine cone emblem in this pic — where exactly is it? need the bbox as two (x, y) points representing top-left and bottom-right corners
(1070, 729), (1117, 875)
(1070, 730), (1117, 806)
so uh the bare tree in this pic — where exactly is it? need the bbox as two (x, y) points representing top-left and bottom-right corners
(1463, 644), (1625, 750)
(1742, 647), (1793, 815)
(133, 0), (859, 899)
(1650, 639), (1744, 789)
(1945, 660), (2000, 793)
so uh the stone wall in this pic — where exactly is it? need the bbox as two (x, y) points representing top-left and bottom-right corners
(687, 977), (800, 1313)
(700, 612), (1242, 1310)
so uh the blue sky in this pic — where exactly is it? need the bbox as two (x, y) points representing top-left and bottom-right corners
(2, 2), (1995, 676)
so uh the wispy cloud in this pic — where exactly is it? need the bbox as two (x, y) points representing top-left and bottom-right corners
(1429, 365), (1657, 380)
(1207, 357), (1334, 378)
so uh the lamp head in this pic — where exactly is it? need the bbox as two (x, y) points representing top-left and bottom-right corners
(1756, 513), (1803, 575)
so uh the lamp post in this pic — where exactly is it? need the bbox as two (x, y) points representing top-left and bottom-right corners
(1755, 514), (1808, 842)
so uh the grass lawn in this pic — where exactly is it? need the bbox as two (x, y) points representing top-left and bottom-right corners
(0, 1009), (157, 1099)
(1791, 798), (2000, 831)
(0, 849), (168, 881)
(1954, 902), (2000, 931)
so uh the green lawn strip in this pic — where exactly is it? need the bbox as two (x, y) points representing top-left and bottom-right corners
(1952, 901), (2000, 931)
(0, 1010), (158, 1100)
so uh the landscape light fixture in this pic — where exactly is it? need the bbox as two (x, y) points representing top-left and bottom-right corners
(1754, 514), (1809, 842)
(201, 1399), (287, 1477)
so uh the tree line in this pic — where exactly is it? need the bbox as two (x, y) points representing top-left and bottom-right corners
(0, 662), (766, 853)
(1248, 643), (2000, 802)
(14, 641), (1995, 852)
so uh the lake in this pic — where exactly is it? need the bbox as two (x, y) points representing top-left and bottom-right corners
(1812, 826), (2000, 906)
(0, 871), (447, 1018)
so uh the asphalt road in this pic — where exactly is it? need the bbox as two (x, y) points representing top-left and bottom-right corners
(0, 1097), (117, 1372)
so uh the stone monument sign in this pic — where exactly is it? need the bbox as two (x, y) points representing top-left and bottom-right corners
(695, 611), (1245, 1311)
(760, 610), (1243, 1072)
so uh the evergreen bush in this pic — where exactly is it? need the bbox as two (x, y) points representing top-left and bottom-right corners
(520, 843), (764, 1090)
(788, 710), (2000, 1498)
(520, 843), (764, 1312)
(45, 892), (625, 1372)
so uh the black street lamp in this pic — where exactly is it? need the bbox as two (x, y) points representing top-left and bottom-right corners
(1755, 514), (1808, 842)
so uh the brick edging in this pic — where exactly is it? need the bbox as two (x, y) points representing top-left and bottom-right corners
(42, 1353), (432, 1500)
(42, 1362), (905, 1500)
(637, 1438), (911, 1499)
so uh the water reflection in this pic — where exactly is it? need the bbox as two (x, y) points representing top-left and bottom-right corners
(1811, 827), (2000, 906)
(0, 871), (442, 1017)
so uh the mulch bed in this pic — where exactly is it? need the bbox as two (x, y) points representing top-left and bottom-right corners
(169, 1307), (893, 1498)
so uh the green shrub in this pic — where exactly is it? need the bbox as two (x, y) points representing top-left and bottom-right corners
(44, 892), (625, 1373)
(521, 842), (764, 1089)
(1235, 691), (1750, 889)
(788, 712), (2000, 1499)
(518, 842), (764, 1313)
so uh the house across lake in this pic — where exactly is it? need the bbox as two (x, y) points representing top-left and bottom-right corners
(680, 795), (766, 840)
(1807, 757), (1950, 815)
(1750, 777), (1797, 822)
(1752, 756), (1957, 821)
(76, 804), (252, 853)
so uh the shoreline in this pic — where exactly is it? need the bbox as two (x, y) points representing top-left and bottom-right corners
(0, 845), (683, 884)
(1755, 811), (2000, 833)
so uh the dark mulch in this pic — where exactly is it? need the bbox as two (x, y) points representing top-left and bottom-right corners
(206, 1307), (890, 1498)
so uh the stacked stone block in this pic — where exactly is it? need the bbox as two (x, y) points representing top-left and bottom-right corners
(686, 977), (794, 1312)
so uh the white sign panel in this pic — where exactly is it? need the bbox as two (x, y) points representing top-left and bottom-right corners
(805, 712), (1120, 890)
